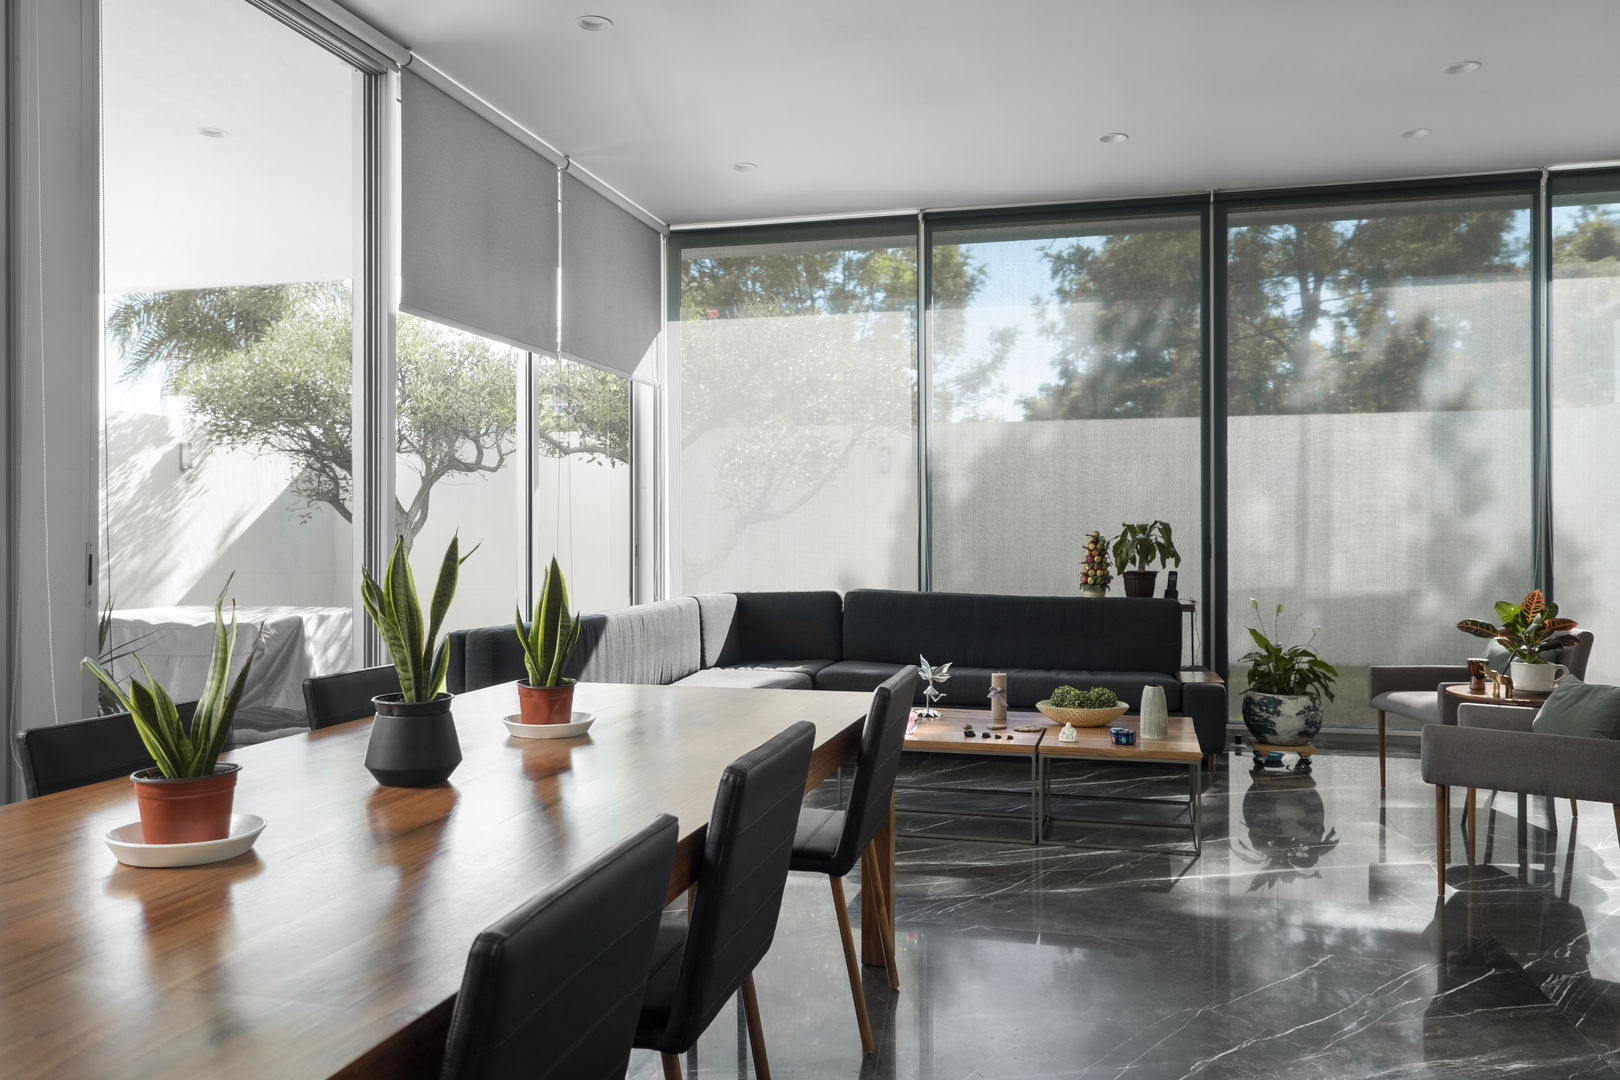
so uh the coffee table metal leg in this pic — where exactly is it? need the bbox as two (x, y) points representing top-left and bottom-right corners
(1188, 761), (1201, 853)
(1030, 753), (1041, 844)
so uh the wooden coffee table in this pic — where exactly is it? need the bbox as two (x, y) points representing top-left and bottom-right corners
(1039, 713), (1205, 854)
(901, 708), (1049, 843)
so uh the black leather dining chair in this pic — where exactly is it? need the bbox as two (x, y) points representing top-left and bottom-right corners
(301, 665), (398, 729)
(440, 813), (680, 1080)
(14, 703), (197, 798)
(789, 665), (913, 1053)
(633, 721), (816, 1080)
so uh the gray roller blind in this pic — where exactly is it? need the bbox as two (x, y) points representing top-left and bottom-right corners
(561, 173), (661, 379)
(400, 71), (557, 353)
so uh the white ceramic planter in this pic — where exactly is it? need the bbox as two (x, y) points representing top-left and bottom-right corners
(1240, 691), (1322, 746)
(1509, 660), (1568, 694)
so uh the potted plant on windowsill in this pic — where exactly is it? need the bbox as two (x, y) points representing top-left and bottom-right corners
(1458, 590), (1580, 695)
(360, 534), (476, 787)
(515, 556), (582, 725)
(1238, 599), (1337, 747)
(82, 584), (261, 844)
(1079, 530), (1112, 597)
(1110, 520), (1180, 598)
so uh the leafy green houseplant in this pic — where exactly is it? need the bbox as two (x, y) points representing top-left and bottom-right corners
(515, 557), (583, 724)
(1457, 590), (1578, 665)
(1458, 589), (1581, 694)
(1110, 521), (1180, 597)
(1238, 600), (1337, 747)
(359, 534), (476, 786)
(82, 583), (260, 843)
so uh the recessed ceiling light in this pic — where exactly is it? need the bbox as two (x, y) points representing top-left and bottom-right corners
(577, 14), (613, 31)
(195, 126), (229, 139)
(1442, 60), (1482, 75)
(1098, 132), (1129, 144)
(1400, 127), (1432, 139)
(732, 162), (758, 173)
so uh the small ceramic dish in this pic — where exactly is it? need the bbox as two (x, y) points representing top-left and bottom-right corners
(105, 813), (266, 868)
(503, 712), (596, 739)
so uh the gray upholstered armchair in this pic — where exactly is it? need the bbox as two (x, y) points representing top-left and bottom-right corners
(1369, 630), (1594, 789)
(1421, 700), (1620, 894)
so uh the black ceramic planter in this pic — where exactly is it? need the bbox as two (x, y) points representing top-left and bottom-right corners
(365, 693), (461, 787)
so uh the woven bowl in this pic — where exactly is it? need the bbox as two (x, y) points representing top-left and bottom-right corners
(1035, 701), (1129, 728)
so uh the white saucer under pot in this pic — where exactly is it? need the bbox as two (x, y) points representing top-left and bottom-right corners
(105, 813), (266, 868)
(503, 712), (596, 739)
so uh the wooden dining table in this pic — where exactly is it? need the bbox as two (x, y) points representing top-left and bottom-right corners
(0, 681), (890, 1079)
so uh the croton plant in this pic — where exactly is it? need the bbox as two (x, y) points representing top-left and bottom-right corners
(1457, 590), (1579, 665)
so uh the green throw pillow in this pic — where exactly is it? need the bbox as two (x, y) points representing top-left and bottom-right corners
(1483, 640), (1514, 674)
(1531, 675), (1620, 740)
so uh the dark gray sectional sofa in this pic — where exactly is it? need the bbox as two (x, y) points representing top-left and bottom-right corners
(446, 589), (1227, 755)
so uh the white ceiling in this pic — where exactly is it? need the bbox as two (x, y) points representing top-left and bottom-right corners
(341, 0), (1620, 226)
(104, 0), (353, 292)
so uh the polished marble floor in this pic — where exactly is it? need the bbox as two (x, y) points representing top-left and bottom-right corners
(627, 742), (1620, 1079)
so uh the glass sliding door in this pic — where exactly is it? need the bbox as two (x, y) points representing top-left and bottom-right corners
(1225, 194), (1533, 728)
(99, 0), (360, 732)
(1551, 186), (1620, 684)
(928, 214), (1203, 619)
(673, 228), (920, 593)
(393, 314), (522, 630)
(533, 356), (632, 613)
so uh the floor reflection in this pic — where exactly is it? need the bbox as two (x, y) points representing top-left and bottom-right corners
(626, 747), (1620, 1079)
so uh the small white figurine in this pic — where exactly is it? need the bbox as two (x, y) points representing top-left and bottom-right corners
(917, 656), (952, 718)
(1059, 722), (1079, 743)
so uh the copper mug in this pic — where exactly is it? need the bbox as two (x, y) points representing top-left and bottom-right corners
(1466, 658), (1488, 694)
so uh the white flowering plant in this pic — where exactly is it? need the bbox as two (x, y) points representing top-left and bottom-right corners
(1238, 599), (1338, 702)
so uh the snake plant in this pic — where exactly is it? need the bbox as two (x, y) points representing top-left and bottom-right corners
(361, 534), (477, 702)
(516, 556), (581, 688)
(82, 582), (261, 779)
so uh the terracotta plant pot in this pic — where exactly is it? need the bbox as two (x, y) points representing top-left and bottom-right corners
(1121, 570), (1159, 598)
(132, 763), (240, 844)
(365, 693), (461, 787)
(517, 681), (576, 725)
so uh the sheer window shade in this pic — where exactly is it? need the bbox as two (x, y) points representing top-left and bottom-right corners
(399, 71), (557, 354)
(561, 174), (661, 380)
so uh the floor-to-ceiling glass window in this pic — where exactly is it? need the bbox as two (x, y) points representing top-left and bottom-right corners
(1551, 183), (1620, 685)
(673, 227), (920, 593)
(99, 0), (361, 732)
(929, 213), (1203, 626)
(533, 356), (632, 612)
(1226, 193), (1534, 728)
(393, 314), (522, 630)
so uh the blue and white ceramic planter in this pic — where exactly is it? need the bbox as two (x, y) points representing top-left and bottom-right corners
(1241, 691), (1322, 746)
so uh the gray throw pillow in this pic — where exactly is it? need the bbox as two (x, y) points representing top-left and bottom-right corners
(1531, 675), (1620, 740)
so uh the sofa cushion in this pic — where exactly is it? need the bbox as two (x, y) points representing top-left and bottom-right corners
(698, 591), (844, 668)
(449, 624), (529, 694)
(1532, 676), (1620, 741)
(814, 660), (907, 695)
(569, 598), (702, 685)
(1370, 689), (1440, 725)
(842, 590), (1181, 674)
(693, 593), (739, 668)
(674, 667), (813, 691)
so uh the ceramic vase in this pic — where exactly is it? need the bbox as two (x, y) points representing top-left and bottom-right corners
(1140, 685), (1169, 740)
